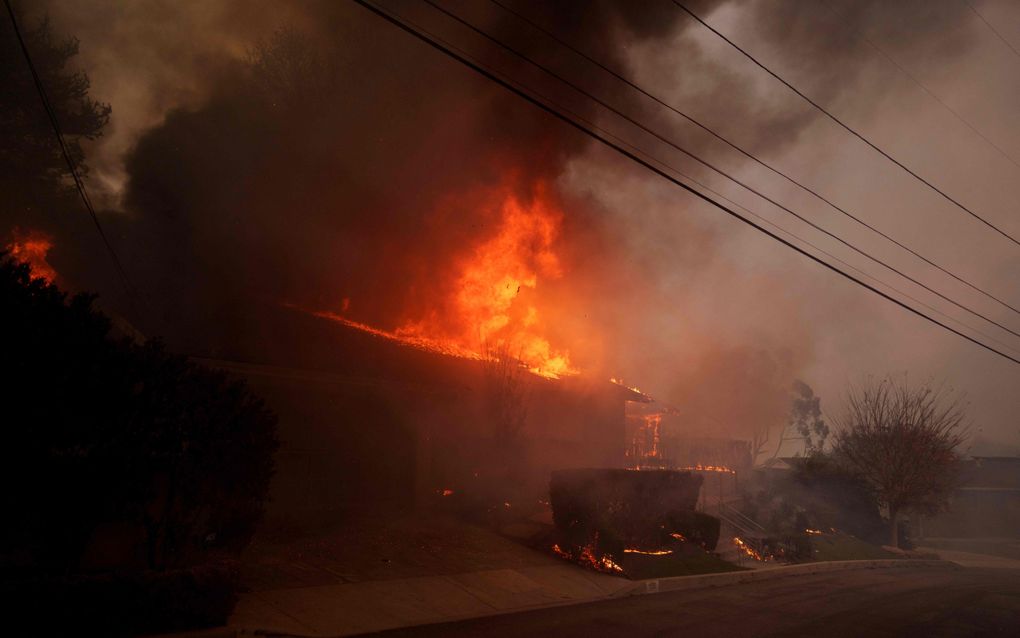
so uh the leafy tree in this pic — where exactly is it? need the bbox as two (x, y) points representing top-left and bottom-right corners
(1, 11), (110, 218)
(760, 380), (829, 462)
(790, 380), (829, 454)
(0, 253), (278, 574)
(831, 375), (967, 547)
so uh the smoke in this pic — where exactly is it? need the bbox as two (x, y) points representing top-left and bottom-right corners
(26, 0), (1003, 444)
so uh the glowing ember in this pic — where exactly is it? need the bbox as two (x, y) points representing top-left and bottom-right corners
(552, 541), (624, 574)
(440, 489), (454, 497)
(314, 183), (577, 379)
(670, 532), (687, 541)
(678, 464), (737, 474)
(623, 548), (673, 555)
(805, 528), (823, 536)
(733, 536), (768, 562)
(610, 377), (643, 394)
(6, 229), (56, 282)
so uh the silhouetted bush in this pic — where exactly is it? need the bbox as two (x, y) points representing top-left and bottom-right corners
(0, 255), (278, 630)
(666, 510), (721, 551)
(789, 454), (887, 544)
(2, 560), (239, 636)
(550, 469), (707, 564)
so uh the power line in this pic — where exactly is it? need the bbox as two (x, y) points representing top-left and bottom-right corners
(352, 0), (1020, 367)
(821, 0), (1020, 172)
(490, 0), (1020, 318)
(426, 1), (1018, 355)
(965, 0), (1020, 61)
(3, 0), (135, 301)
(426, 0), (1020, 341)
(615, 116), (1020, 357)
(674, 1), (1020, 249)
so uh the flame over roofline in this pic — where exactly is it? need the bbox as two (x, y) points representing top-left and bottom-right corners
(300, 306), (579, 379)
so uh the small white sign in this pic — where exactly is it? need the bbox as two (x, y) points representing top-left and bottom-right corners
(645, 580), (660, 594)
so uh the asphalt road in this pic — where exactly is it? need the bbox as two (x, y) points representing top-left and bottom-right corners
(366, 566), (1020, 637)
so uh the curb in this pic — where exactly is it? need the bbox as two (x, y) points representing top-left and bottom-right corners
(616, 559), (959, 597)
(189, 559), (959, 637)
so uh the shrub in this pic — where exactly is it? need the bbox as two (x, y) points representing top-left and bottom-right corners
(0, 254), (278, 629)
(550, 469), (708, 564)
(666, 510), (721, 551)
(2, 561), (239, 636)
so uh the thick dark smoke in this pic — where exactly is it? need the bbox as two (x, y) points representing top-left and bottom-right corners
(24, 0), (1003, 444)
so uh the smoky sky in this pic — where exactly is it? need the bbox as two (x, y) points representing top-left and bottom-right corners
(17, 0), (1020, 449)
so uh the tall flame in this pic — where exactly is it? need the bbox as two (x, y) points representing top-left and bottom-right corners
(319, 181), (576, 378)
(397, 182), (574, 377)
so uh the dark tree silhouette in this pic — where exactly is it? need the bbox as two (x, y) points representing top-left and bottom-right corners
(0, 254), (277, 574)
(1, 11), (110, 218)
(831, 376), (967, 547)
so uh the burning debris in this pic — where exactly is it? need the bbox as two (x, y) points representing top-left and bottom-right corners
(678, 464), (737, 474)
(552, 540), (624, 574)
(733, 537), (770, 562)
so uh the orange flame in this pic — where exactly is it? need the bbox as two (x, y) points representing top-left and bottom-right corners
(678, 464), (737, 474)
(623, 548), (673, 555)
(397, 183), (574, 378)
(552, 541), (624, 574)
(317, 182), (577, 378)
(733, 536), (768, 561)
(6, 229), (56, 282)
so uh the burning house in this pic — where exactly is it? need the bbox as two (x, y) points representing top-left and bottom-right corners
(197, 304), (644, 530)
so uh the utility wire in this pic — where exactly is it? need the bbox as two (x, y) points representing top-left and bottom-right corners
(415, 2), (1019, 357)
(3, 0), (135, 301)
(490, 0), (1020, 318)
(615, 113), (1020, 357)
(822, 0), (1020, 172)
(427, 0), (1020, 341)
(965, 0), (1020, 61)
(674, 1), (1020, 249)
(352, 0), (1020, 366)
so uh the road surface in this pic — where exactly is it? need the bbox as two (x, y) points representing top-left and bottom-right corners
(365, 565), (1020, 637)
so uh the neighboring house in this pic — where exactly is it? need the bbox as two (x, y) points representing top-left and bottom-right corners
(925, 456), (1020, 538)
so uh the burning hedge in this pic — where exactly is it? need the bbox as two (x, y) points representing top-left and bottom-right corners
(549, 469), (719, 573)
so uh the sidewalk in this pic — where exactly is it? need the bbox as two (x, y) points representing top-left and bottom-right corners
(917, 547), (1020, 570)
(225, 559), (958, 637)
(230, 563), (631, 636)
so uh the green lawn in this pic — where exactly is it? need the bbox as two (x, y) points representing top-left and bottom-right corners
(809, 534), (901, 561)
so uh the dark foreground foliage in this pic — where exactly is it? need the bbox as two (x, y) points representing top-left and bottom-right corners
(2, 561), (238, 636)
(0, 255), (278, 632)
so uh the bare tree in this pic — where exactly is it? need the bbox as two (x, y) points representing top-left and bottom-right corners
(481, 339), (528, 449)
(831, 376), (968, 547)
(751, 424), (771, 466)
